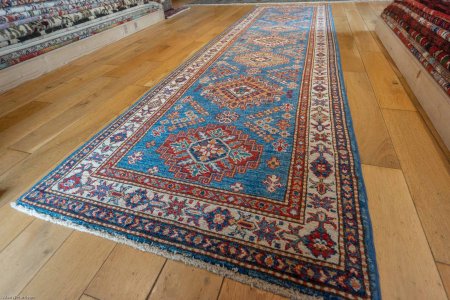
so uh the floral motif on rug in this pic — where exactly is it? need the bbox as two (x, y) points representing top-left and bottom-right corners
(14, 5), (380, 299)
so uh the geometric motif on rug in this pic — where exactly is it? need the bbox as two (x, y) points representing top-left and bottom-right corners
(156, 124), (263, 184)
(201, 75), (283, 110)
(234, 51), (289, 68)
(250, 35), (291, 47)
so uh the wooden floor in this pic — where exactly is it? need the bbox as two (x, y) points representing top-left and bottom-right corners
(0, 2), (449, 299)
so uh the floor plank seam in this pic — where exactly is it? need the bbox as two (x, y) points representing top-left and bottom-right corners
(344, 13), (406, 151)
(380, 121), (447, 277)
(381, 108), (450, 164)
(348, 7), (418, 113)
(377, 106), (417, 112)
(341, 11), (404, 171)
(81, 244), (118, 298)
(17, 230), (75, 295)
(145, 257), (168, 300)
(6, 147), (33, 155)
(215, 277), (226, 300)
(436, 261), (450, 267)
(436, 268), (450, 300)
(360, 163), (400, 171)
(82, 293), (101, 300)
(0, 218), (35, 253)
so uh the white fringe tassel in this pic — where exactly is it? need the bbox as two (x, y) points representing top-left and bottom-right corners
(11, 202), (322, 300)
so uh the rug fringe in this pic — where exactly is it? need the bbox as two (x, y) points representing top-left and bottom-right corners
(11, 202), (322, 300)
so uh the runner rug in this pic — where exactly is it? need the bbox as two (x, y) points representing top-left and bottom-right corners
(13, 5), (380, 299)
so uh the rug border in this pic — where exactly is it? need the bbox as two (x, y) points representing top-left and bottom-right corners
(327, 6), (382, 300)
(12, 6), (381, 300)
(11, 202), (319, 300)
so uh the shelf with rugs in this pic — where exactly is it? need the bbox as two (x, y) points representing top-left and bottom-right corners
(0, 0), (166, 92)
(376, 0), (450, 158)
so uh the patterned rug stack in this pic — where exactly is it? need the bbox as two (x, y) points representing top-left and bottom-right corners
(13, 6), (380, 299)
(381, 0), (450, 95)
(0, 0), (161, 69)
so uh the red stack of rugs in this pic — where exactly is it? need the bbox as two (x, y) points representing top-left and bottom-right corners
(382, 0), (450, 95)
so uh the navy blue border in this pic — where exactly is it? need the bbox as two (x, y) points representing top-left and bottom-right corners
(328, 6), (381, 300)
(15, 6), (381, 299)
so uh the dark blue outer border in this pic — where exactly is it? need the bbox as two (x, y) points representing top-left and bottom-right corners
(328, 6), (382, 300)
(15, 6), (381, 300)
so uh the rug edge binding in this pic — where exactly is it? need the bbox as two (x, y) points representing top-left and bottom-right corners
(10, 201), (322, 300)
(327, 6), (381, 300)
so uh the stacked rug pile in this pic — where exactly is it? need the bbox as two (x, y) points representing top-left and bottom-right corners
(382, 0), (450, 95)
(0, 0), (162, 69)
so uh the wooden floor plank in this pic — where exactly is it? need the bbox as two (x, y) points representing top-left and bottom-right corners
(58, 64), (117, 88)
(369, 2), (389, 14)
(79, 294), (98, 300)
(0, 149), (29, 175)
(136, 62), (177, 88)
(8, 77), (142, 153)
(109, 61), (165, 87)
(0, 64), (86, 118)
(20, 232), (115, 299)
(344, 71), (400, 168)
(333, 15), (366, 73)
(142, 41), (207, 87)
(0, 85), (148, 207)
(0, 204), (33, 251)
(382, 110), (450, 264)
(354, 2), (378, 31)
(0, 220), (72, 296)
(218, 279), (287, 300)
(362, 164), (447, 300)
(148, 260), (223, 300)
(104, 58), (160, 79)
(9, 103), (105, 154)
(85, 245), (166, 300)
(437, 263), (450, 299)
(117, 44), (171, 65)
(330, 3), (347, 17)
(345, 6), (380, 53)
(0, 101), (51, 135)
(0, 63), (115, 121)
(0, 77), (113, 150)
(102, 43), (150, 66)
(360, 51), (416, 111)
